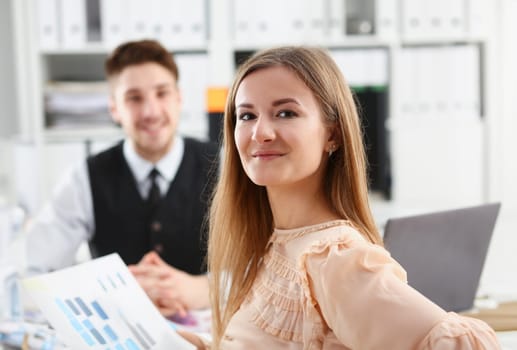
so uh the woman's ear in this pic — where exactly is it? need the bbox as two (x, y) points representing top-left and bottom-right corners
(326, 126), (339, 149)
(325, 126), (340, 157)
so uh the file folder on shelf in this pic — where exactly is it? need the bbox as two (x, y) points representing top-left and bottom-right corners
(37, 0), (60, 50)
(401, 0), (429, 40)
(183, 0), (208, 48)
(375, 0), (398, 40)
(305, 0), (326, 43)
(126, 0), (154, 41)
(327, 0), (346, 42)
(60, 0), (87, 49)
(100, 0), (126, 49)
(175, 54), (209, 140)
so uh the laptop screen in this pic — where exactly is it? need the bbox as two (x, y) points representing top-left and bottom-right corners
(383, 203), (500, 312)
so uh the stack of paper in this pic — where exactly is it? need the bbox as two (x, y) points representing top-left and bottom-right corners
(44, 81), (112, 129)
(22, 254), (196, 350)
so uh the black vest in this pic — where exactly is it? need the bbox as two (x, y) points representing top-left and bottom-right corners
(87, 138), (218, 275)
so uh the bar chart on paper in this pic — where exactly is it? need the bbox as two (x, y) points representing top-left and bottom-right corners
(22, 254), (194, 350)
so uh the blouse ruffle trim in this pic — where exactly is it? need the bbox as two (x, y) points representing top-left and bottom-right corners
(247, 227), (360, 345)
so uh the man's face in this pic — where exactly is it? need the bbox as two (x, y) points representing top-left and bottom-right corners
(110, 62), (182, 163)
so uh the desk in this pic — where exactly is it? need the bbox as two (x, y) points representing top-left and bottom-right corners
(498, 331), (517, 349)
(462, 301), (517, 349)
(462, 301), (517, 332)
(3, 321), (517, 349)
(3, 333), (517, 349)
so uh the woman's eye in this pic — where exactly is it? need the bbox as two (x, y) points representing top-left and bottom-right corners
(277, 110), (297, 118)
(238, 112), (255, 121)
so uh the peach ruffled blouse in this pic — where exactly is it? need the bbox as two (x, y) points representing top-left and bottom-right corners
(220, 220), (500, 349)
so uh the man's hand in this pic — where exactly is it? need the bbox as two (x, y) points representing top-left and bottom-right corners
(129, 251), (209, 318)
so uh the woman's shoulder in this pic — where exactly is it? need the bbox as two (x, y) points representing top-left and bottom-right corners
(268, 220), (373, 263)
(271, 220), (365, 245)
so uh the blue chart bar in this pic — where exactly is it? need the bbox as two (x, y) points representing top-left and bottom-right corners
(108, 276), (117, 288)
(125, 338), (141, 350)
(117, 273), (127, 286)
(82, 319), (107, 345)
(90, 328), (107, 345)
(56, 296), (156, 350)
(103, 324), (118, 342)
(136, 323), (155, 346)
(125, 322), (149, 350)
(119, 312), (152, 350)
(75, 297), (93, 316)
(80, 331), (95, 346)
(92, 301), (109, 320)
(98, 278), (108, 292)
(70, 318), (83, 332)
(65, 299), (80, 315)
(55, 298), (73, 318)
(56, 298), (95, 347)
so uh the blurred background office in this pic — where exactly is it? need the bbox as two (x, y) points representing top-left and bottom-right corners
(0, 0), (515, 299)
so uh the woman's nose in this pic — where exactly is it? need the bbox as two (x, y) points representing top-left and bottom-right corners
(252, 116), (275, 143)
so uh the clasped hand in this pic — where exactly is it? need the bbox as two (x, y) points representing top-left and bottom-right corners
(128, 251), (209, 318)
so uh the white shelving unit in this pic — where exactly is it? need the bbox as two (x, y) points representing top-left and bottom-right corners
(9, 0), (495, 216)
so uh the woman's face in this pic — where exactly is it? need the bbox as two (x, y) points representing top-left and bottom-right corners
(234, 66), (333, 190)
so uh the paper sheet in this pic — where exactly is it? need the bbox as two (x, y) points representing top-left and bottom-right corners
(22, 254), (195, 350)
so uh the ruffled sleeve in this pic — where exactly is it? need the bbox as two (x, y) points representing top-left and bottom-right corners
(419, 312), (500, 349)
(302, 239), (501, 349)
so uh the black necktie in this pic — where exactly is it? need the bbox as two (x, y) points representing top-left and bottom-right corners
(147, 168), (161, 211)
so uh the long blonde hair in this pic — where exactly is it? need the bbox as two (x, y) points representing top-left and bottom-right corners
(207, 46), (382, 346)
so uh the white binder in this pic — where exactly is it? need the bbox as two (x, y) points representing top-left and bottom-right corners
(153, 0), (177, 49)
(100, 0), (127, 49)
(333, 50), (372, 88)
(363, 49), (389, 87)
(284, 0), (305, 44)
(466, 0), (489, 38)
(430, 0), (466, 39)
(451, 45), (480, 118)
(253, 0), (277, 46)
(432, 47), (451, 116)
(149, 0), (169, 47)
(327, 0), (345, 42)
(401, 0), (428, 40)
(394, 48), (418, 117)
(233, 0), (255, 47)
(184, 0), (207, 48)
(416, 47), (435, 116)
(60, 0), (87, 49)
(375, 0), (398, 40)
(126, 0), (154, 40)
(36, 0), (60, 50)
(175, 54), (209, 140)
(305, 0), (326, 43)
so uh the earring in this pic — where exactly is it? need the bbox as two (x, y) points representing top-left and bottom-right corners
(328, 145), (336, 157)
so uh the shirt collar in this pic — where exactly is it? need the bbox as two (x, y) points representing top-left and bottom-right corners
(123, 136), (185, 184)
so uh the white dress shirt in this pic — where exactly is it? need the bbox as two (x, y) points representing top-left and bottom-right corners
(25, 137), (185, 274)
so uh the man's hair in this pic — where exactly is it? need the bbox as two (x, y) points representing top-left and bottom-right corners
(104, 39), (179, 82)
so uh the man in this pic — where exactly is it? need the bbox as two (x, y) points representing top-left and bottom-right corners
(25, 40), (218, 317)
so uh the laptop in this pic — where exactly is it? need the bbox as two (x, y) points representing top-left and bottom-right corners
(383, 203), (501, 312)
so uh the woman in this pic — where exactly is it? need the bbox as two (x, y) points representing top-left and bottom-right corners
(189, 46), (499, 349)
